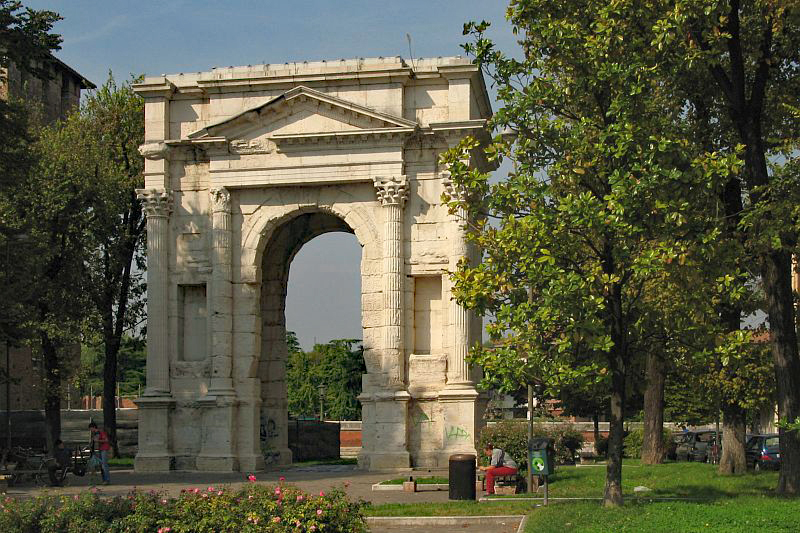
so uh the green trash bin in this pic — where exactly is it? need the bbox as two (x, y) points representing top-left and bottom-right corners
(529, 437), (555, 476)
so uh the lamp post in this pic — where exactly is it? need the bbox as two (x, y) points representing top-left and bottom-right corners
(318, 384), (326, 421)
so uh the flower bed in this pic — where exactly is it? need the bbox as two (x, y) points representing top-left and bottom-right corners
(0, 482), (366, 532)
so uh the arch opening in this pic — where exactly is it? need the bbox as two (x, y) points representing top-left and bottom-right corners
(257, 210), (362, 464)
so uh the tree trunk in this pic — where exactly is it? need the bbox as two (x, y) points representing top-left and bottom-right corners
(719, 402), (747, 474)
(762, 249), (800, 494)
(641, 350), (666, 464)
(41, 331), (60, 452)
(604, 352), (625, 506)
(593, 412), (601, 456)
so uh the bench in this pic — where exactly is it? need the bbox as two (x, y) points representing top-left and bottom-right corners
(476, 471), (525, 495)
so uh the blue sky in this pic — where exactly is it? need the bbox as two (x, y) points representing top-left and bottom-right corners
(28, 1), (516, 350)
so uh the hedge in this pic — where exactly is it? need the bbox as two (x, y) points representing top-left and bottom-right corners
(477, 420), (585, 470)
(0, 482), (366, 533)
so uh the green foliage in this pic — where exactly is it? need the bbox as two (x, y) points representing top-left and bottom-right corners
(623, 428), (671, 459)
(0, 1), (62, 188)
(0, 1), (62, 79)
(449, 0), (745, 503)
(75, 336), (146, 396)
(286, 337), (365, 421)
(478, 420), (585, 470)
(0, 484), (367, 533)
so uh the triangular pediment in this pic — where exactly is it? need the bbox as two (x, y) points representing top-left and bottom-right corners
(187, 86), (417, 141)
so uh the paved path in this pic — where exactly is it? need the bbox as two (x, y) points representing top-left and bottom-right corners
(6, 465), (459, 505)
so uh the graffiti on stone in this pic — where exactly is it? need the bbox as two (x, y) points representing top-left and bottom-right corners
(445, 426), (470, 440)
(412, 408), (431, 427)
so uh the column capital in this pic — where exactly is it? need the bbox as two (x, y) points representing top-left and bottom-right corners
(373, 175), (408, 207)
(209, 187), (232, 213)
(137, 188), (173, 218)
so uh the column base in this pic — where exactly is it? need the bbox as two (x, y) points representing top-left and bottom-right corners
(263, 447), (293, 467)
(134, 395), (174, 473)
(439, 386), (482, 457)
(134, 454), (172, 472)
(196, 455), (239, 472)
(238, 453), (267, 472)
(197, 394), (238, 471)
(358, 450), (412, 471)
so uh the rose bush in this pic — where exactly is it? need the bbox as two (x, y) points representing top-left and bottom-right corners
(0, 484), (366, 532)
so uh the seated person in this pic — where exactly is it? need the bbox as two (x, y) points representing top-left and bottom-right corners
(48, 439), (72, 486)
(479, 443), (518, 494)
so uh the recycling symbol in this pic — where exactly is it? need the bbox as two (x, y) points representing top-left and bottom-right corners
(532, 458), (545, 472)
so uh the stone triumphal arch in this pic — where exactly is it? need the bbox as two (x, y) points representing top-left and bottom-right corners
(133, 57), (495, 472)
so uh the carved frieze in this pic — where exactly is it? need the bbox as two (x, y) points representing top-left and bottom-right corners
(229, 138), (274, 155)
(373, 176), (408, 207)
(136, 188), (173, 218)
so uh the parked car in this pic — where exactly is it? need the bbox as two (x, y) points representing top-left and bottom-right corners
(674, 430), (722, 462)
(746, 434), (780, 471)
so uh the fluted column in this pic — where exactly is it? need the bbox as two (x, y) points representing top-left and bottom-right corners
(374, 176), (408, 387)
(137, 188), (173, 396)
(442, 172), (472, 386)
(209, 187), (234, 395)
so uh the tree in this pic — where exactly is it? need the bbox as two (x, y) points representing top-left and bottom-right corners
(705, 333), (774, 474)
(286, 338), (365, 421)
(0, 1), (61, 189)
(0, 0), (62, 346)
(13, 120), (92, 451)
(447, 1), (737, 505)
(659, 0), (800, 493)
(76, 335), (146, 403)
(32, 76), (145, 456)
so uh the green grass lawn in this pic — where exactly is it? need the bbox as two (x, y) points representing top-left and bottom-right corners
(366, 460), (800, 532)
(489, 460), (779, 499)
(365, 500), (538, 517)
(108, 457), (134, 468)
(524, 498), (800, 532)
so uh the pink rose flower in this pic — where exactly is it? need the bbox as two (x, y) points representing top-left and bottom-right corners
(319, 490), (325, 497)
(248, 474), (257, 482)
(296, 495), (304, 502)
(272, 516), (281, 523)
(317, 509), (323, 516)
(279, 476), (286, 482)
